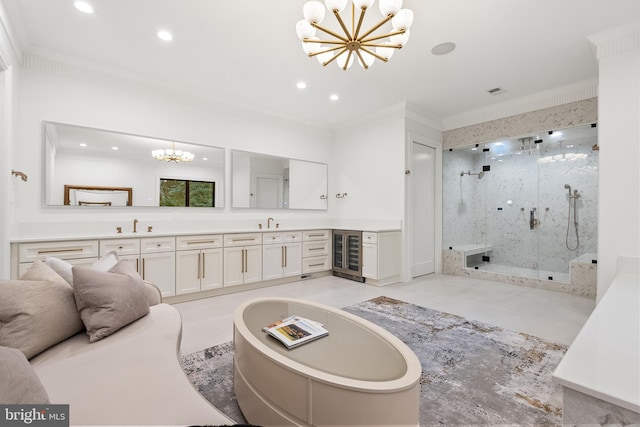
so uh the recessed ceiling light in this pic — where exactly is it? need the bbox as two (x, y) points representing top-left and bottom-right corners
(431, 42), (456, 56)
(112, 146), (118, 150)
(79, 143), (87, 147)
(329, 94), (339, 101)
(74, 1), (94, 14)
(202, 157), (208, 161)
(296, 81), (307, 90)
(157, 30), (173, 42)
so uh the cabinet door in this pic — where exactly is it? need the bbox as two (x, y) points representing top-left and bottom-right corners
(120, 255), (141, 274)
(201, 248), (223, 291)
(362, 243), (377, 279)
(224, 247), (245, 287)
(176, 250), (201, 295)
(142, 252), (176, 297)
(262, 244), (284, 281)
(283, 242), (302, 278)
(243, 246), (263, 284)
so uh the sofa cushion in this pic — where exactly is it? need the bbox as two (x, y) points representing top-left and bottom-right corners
(73, 260), (150, 343)
(45, 250), (119, 286)
(0, 262), (85, 359)
(0, 346), (50, 404)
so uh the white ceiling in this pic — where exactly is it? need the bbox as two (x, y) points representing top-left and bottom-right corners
(4, 0), (639, 128)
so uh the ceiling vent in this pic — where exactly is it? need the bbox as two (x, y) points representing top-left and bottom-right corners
(486, 87), (507, 96)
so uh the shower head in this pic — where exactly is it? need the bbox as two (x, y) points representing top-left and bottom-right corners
(478, 171), (484, 179)
(564, 184), (571, 189)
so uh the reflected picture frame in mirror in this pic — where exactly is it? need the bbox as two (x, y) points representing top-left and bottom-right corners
(231, 150), (328, 210)
(42, 122), (225, 208)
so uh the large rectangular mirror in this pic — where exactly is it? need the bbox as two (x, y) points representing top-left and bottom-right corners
(43, 122), (225, 208)
(231, 150), (328, 210)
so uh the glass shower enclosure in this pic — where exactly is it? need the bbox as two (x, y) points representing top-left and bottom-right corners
(443, 123), (598, 282)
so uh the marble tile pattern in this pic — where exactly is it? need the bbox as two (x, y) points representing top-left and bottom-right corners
(562, 387), (640, 425)
(442, 124), (598, 286)
(443, 98), (598, 149)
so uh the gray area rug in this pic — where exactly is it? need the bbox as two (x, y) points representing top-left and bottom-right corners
(181, 296), (567, 426)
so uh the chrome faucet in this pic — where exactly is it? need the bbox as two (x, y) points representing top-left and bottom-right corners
(267, 217), (274, 229)
(133, 218), (139, 233)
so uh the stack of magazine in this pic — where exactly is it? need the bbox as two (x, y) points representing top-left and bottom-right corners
(262, 315), (329, 349)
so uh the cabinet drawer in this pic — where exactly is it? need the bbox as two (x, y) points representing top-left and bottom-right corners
(141, 237), (175, 253)
(262, 232), (283, 245)
(302, 241), (329, 257)
(302, 255), (330, 273)
(302, 230), (330, 241)
(100, 239), (140, 256)
(362, 232), (378, 244)
(176, 234), (223, 250)
(224, 233), (262, 247)
(283, 231), (302, 242)
(19, 240), (99, 262)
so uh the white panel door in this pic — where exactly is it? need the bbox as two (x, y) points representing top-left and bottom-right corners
(411, 142), (435, 277)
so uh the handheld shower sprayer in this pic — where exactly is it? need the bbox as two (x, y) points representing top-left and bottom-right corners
(564, 184), (579, 250)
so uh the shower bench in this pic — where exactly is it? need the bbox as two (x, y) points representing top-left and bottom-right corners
(450, 244), (494, 268)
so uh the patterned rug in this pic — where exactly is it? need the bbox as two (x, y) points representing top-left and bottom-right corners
(181, 296), (567, 426)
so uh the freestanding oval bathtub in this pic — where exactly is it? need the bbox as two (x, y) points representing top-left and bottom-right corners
(233, 297), (422, 426)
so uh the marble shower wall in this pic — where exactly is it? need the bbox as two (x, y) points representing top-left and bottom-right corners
(443, 124), (598, 278)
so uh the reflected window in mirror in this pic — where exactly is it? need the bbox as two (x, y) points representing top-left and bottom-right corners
(159, 179), (215, 207)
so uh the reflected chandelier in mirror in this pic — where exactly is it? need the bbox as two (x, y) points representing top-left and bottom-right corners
(43, 122), (225, 208)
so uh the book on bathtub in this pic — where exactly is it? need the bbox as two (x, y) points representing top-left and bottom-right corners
(263, 315), (328, 349)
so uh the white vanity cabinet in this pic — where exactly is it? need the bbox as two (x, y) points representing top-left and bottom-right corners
(302, 230), (331, 274)
(223, 233), (262, 287)
(100, 238), (141, 272)
(362, 231), (401, 285)
(175, 235), (223, 295)
(16, 240), (99, 277)
(262, 231), (302, 281)
(140, 237), (176, 297)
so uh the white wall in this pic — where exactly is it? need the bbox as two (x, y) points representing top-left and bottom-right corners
(331, 107), (406, 224)
(12, 58), (334, 236)
(593, 25), (640, 300)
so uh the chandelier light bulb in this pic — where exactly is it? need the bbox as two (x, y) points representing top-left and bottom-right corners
(391, 29), (410, 46)
(303, 1), (326, 24)
(376, 42), (395, 60)
(353, 0), (375, 9)
(317, 50), (335, 65)
(296, 20), (316, 40)
(325, 0), (348, 13)
(391, 9), (414, 30)
(336, 52), (354, 70)
(358, 50), (376, 68)
(303, 37), (323, 54)
(379, 0), (402, 16)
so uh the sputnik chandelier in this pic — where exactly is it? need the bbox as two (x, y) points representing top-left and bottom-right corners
(296, 0), (414, 70)
(152, 142), (194, 163)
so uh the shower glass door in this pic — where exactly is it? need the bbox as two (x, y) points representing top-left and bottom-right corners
(442, 123), (598, 283)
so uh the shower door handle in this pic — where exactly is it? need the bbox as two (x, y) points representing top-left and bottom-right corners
(530, 209), (539, 230)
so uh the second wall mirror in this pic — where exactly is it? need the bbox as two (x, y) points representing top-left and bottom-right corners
(231, 150), (328, 210)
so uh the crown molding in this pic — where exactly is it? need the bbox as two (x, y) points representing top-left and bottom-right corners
(0, 0), (23, 68)
(588, 20), (640, 61)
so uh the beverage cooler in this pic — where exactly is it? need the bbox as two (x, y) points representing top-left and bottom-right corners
(332, 230), (364, 282)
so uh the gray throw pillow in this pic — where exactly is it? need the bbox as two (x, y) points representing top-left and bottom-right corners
(0, 261), (85, 359)
(45, 250), (119, 286)
(0, 346), (50, 403)
(72, 260), (150, 343)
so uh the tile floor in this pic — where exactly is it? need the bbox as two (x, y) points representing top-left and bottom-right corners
(174, 273), (596, 355)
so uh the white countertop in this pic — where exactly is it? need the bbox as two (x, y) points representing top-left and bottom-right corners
(10, 226), (402, 243)
(552, 272), (640, 412)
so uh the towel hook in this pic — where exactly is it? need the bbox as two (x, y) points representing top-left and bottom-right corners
(12, 170), (28, 182)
